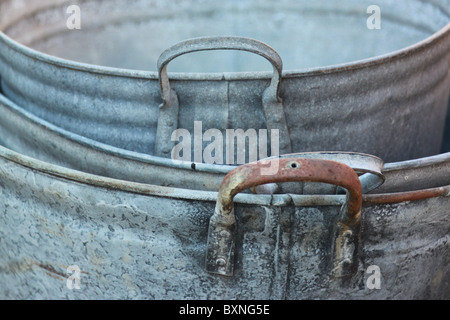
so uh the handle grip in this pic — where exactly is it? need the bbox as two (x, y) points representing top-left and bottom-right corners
(157, 36), (283, 103)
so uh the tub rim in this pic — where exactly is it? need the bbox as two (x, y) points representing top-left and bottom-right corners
(0, 16), (449, 81)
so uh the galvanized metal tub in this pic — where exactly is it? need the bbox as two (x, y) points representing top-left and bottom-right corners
(1, 0), (449, 162)
(0, 92), (387, 193)
(0, 0), (449, 300)
(0, 143), (449, 299)
(1, 93), (450, 194)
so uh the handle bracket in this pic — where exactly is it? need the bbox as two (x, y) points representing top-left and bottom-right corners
(154, 36), (292, 157)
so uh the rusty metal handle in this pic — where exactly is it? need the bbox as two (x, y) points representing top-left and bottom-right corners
(206, 158), (363, 277)
(277, 151), (385, 194)
(154, 36), (292, 157)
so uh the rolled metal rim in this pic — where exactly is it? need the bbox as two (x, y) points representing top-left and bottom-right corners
(0, 19), (448, 81)
(0, 143), (448, 207)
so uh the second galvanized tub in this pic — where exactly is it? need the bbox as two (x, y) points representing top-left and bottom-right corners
(0, 0), (449, 162)
(0, 93), (386, 192)
(1, 93), (449, 193)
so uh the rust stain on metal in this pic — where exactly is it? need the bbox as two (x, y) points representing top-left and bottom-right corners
(35, 263), (67, 280)
(0, 258), (85, 282)
(363, 186), (450, 204)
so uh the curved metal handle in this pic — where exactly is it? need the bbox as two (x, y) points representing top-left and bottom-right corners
(154, 36), (292, 157)
(157, 36), (283, 104)
(206, 158), (363, 277)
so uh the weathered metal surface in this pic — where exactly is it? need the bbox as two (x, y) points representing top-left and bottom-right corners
(375, 153), (450, 193)
(0, 145), (448, 299)
(0, 0), (449, 162)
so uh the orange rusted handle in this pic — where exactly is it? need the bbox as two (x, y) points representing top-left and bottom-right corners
(215, 158), (362, 227)
(206, 158), (363, 276)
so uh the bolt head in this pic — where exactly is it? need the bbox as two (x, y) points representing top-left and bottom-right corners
(216, 258), (227, 267)
(343, 230), (353, 238)
(219, 230), (229, 237)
